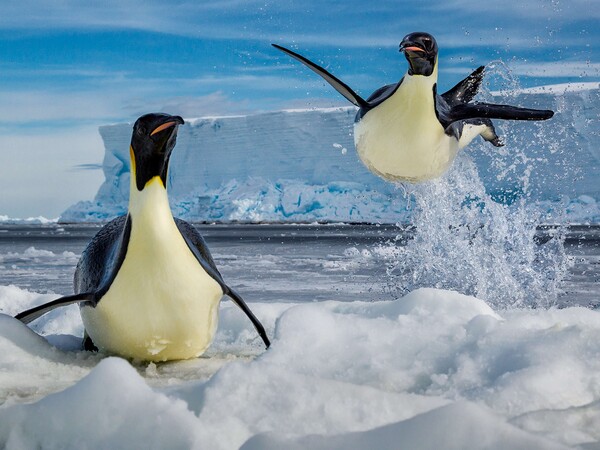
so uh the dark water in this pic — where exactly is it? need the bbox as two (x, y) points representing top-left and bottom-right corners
(0, 223), (598, 309)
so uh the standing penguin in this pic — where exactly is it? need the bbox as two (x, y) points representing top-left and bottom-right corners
(15, 113), (270, 361)
(273, 32), (554, 182)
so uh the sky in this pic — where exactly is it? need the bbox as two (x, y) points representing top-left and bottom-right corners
(0, 0), (598, 218)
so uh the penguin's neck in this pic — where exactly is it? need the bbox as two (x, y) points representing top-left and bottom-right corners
(402, 59), (439, 93)
(128, 175), (175, 235)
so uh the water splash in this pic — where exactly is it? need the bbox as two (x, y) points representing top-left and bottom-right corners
(379, 155), (571, 308)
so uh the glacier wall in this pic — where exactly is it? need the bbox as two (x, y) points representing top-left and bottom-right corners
(61, 84), (600, 223)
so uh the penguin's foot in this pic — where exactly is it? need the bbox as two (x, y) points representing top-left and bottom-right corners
(83, 334), (98, 352)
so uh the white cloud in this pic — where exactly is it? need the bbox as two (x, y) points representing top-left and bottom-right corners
(124, 91), (255, 118)
(0, 90), (122, 124)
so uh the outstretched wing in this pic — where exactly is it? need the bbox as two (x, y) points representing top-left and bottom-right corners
(176, 219), (270, 349)
(272, 44), (368, 109)
(449, 102), (554, 123)
(15, 292), (95, 324)
(439, 65), (553, 146)
(442, 66), (485, 106)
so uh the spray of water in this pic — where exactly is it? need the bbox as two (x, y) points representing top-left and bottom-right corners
(379, 156), (570, 308)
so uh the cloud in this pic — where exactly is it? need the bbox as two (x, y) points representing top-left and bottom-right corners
(1, 0), (597, 49)
(0, 126), (105, 218)
(124, 91), (255, 118)
(434, 0), (600, 21)
(0, 90), (123, 125)
(72, 163), (103, 171)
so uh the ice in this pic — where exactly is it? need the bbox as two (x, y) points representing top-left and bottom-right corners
(0, 247), (79, 263)
(0, 216), (57, 224)
(1, 285), (600, 448)
(61, 84), (600, 224)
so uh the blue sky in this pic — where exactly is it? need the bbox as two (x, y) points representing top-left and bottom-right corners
(0, 0), (598, 217)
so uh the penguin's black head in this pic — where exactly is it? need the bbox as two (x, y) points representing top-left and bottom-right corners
(130, 113), (185, 191)
(399, 32), (438, 77)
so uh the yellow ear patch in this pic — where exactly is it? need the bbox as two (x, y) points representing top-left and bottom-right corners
(145, 176), (165, 189)
(129, 146), (136, 177)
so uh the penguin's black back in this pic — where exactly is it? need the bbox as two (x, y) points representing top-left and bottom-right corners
(74, 215), (130, 299)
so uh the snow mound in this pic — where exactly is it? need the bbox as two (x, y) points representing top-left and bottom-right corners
(1, 286), (600, 449)
(0, 358), (200, 449)
(241, 401), (567, 450)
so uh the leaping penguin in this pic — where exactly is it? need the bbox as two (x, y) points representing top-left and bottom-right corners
(15, 113), (270, 361)
(273, 32), (554, 182)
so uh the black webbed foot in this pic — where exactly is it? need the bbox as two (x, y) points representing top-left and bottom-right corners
(83, 332), (98, 352)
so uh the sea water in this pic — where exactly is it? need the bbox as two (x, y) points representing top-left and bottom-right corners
(0, 220), (597, 309)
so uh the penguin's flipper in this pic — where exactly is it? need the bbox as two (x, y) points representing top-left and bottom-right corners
(442, 65), (485, 106)
(15, 292), (95, 325)
(175, 219), (270, 349)
(449, 102), (554, 123)
(225, 287), (271, 349)
(175, 219), (225, 283)
(272, 44), (368, 108)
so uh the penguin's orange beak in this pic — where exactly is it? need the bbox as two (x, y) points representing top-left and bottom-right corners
(150, 121), (178, 136)
(401, 46), (425, 53)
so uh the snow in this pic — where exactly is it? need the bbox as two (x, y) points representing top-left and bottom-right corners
(242, 402), (567, 450)
(60, 85), (600, 224)
(0, 216), (57, 224)
(1, 286), (600, 449)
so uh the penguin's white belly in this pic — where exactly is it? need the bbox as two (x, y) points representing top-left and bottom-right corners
(354, 78), (459, 183)
(81, 186), (223, 361)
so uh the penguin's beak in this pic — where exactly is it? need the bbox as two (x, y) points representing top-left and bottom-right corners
(151, 116), (184, 137)
(401, 45), (425, 54)
(151, 121), (177, 136)
(399, 40), (426, 55)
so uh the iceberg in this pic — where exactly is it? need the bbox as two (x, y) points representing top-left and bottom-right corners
(61, 84), (600, 223)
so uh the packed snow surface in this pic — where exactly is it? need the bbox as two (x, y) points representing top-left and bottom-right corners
(61, 84), (600, 223)
(1, 286), (600, 449)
